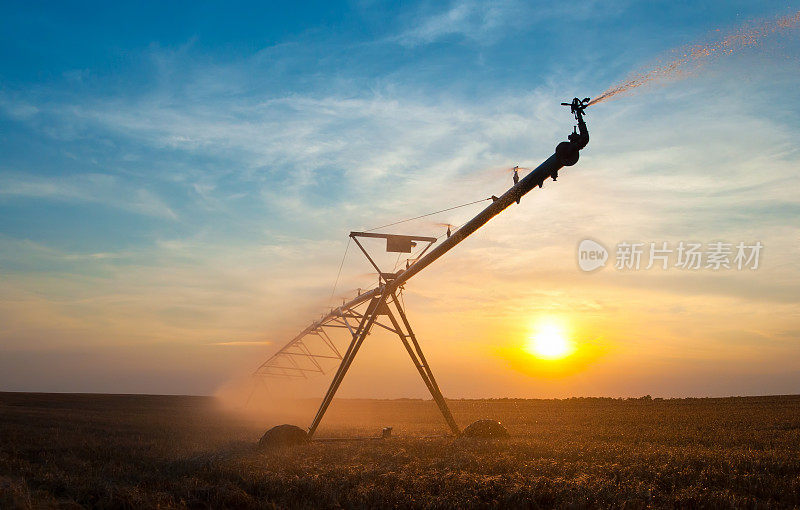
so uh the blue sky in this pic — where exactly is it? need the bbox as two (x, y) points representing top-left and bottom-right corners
(1, 1), (799, 396)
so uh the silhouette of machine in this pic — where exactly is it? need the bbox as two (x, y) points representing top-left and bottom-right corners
(252, 99), (591, 441)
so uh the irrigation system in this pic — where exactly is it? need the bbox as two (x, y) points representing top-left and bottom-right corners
(253, 98), (591, 442)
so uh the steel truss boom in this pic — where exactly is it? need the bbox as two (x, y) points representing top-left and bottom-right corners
(253, 101), (590, 437)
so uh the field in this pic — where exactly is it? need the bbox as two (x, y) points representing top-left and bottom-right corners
(1, 393), (799, 508)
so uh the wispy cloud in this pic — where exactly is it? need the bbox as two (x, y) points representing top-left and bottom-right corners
(209, 341), (272, 346)
(392, 0), (629, 47)
(395, 0), (524, 46)
(0, 172), (177, 219)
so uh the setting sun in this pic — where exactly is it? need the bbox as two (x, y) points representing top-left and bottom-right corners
(525, 320), (574, 360)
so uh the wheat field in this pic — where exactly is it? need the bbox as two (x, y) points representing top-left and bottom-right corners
(1, 392), (799, 508)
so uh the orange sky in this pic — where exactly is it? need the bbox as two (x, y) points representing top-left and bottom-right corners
(1, 3), (798, 399)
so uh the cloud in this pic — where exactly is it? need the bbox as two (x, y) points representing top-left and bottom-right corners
(392, 0), (629, 47)
(209, 341), (273, 346)
(0, 172), (177, 219)
(396, 0), (521, 46)
(4, 58), (798, 315)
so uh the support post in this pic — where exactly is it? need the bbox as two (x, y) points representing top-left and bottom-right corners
(307, 292), (385, 437)
(306, 287), (461, 437)
(384, 292), (460, 435)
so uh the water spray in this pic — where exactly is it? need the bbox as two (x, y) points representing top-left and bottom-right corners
(589, 9), (800, 106)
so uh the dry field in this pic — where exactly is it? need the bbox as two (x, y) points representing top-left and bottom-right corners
(1, 392), (799, 508)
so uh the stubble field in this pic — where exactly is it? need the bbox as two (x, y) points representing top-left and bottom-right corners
(1, 392), (799, 508)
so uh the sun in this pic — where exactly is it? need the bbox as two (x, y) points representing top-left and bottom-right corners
(524, 320), (574, 360)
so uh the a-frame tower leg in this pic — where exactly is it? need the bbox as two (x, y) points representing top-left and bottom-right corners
(306, 288), (460, 438)
(307, 292), (385, 437)
(384, 291), (460, 436)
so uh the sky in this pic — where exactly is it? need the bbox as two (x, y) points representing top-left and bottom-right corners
(1, 0), (799, 398)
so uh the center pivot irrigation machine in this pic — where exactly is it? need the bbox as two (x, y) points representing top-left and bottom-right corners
(253, 98), (591, 445)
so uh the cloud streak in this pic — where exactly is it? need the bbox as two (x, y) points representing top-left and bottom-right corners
(0, 172), (177, 219)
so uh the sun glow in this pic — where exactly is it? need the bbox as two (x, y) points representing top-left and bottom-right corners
(525, 319), (574, 360)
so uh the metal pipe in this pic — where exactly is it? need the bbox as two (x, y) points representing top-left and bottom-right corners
(255, 115), (590, 376)
(254, 288), (379, 372)
(388, 111), (589, 289)
(389, 153), (564, 290)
